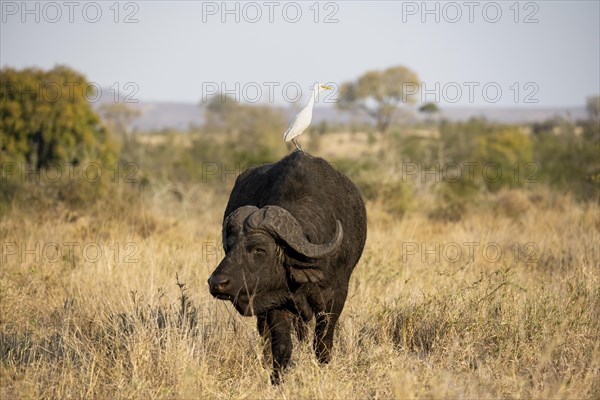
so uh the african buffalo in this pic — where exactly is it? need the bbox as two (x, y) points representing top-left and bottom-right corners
(208, 150), (367, 383)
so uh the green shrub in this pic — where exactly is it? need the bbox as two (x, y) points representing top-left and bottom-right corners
(0, 65), (117, 169)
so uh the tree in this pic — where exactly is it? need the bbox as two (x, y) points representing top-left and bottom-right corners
(419, 102), (439, 116)
(337, 66), (420, 134)
(99, 103), (141, 136)
(1, 65), (115, 169)
(201, 94), (287, 163)
(99, 103), (141, 160)
(586, 95), (599, 123)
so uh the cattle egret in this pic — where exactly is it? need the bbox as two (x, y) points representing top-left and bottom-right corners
(283, 83), (333, 151)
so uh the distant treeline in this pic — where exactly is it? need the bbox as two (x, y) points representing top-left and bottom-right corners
(1, 66), (598, 215)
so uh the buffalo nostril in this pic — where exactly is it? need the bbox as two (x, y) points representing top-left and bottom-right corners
(209, 274), (230, 293)
(216, 277), (230, 291)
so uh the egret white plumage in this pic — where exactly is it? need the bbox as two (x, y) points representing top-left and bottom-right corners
(283, 83), (333, 151)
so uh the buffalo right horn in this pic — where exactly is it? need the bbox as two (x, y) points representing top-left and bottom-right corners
(245, 205), (343, 259)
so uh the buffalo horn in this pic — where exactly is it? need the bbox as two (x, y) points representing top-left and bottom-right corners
(246, 205), (343, 259)
(222, 205), (259, 251)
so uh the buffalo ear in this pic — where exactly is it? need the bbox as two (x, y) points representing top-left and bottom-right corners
(289, 267), (324, 284)
(285, 257), (324, 283)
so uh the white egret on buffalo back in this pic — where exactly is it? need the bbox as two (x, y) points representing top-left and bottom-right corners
(283, 83), (333, 151)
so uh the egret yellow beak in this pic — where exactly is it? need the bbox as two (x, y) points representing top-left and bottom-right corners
(320, 84), (333, 90)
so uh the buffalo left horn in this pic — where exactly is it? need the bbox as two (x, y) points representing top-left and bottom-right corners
(222, 205), (259, 251)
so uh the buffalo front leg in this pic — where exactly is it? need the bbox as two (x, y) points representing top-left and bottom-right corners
(293, 315), (308, 342)
(266, 309), (293, 384)
(314, 290), (347, 364)
(256, 314), (271, 367)
(314, 311), (334, 363)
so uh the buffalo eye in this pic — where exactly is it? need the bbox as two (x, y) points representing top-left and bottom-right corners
(247, 245), (268, 261)
(245, 234), (271, 260)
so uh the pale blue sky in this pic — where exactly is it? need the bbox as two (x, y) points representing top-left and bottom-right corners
(1, 1), (599, 107)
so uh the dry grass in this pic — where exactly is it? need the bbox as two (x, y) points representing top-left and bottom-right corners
(1, 169), (599, 399)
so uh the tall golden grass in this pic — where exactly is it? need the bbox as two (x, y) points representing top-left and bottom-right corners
(1, 143), (599, 399)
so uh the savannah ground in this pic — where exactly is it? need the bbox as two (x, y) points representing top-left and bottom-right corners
(1, 131), (599, 399)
